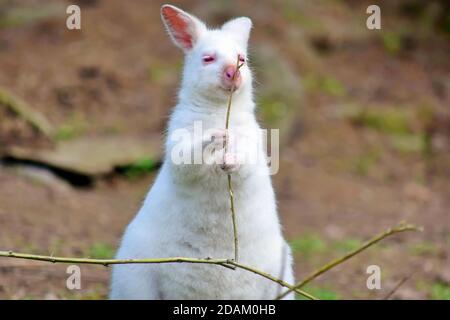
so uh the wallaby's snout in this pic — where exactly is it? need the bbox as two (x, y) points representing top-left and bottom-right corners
(222, 64), (241, 91)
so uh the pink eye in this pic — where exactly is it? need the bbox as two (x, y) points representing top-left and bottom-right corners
(202, 55), (215, 64)
(238, 54), (246, 63)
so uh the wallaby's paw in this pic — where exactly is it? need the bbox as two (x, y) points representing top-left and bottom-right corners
(220, 153), (240, 173)
(206, 128), (237, 152)
(209, 128), (227, 147)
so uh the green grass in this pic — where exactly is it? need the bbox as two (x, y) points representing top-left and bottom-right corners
(351, 151), (380, 177)
(54, 113), (87, 141)
(281, 2), (324, 31)
(343, 105), (429, 155)
(49, 239), (65, 256)
(66, 286), (106, 300)
(346, 108), (411, 135)
(430, 282), (450, 300)
(20, 243), (41, 255)
(55, 125), (80, 141)
(320, 76), (346, 97)
(291, 234), (371, 257)
(148, 64), (168, 83)
(332, 238), (363, 252)
(296, 285), (340, 300)
(305, 74), (346, 97)
(122, 157), (158, 179)
(381, 32), (403, 55)
(148, 60), (181, 84)
(87, 243), (115, 259)
(390, 134), (426, 154)
(259, 98), (290, 126)
(290, 234), (326, 257)
(409, 241), (439, 257)
(0, 5), (62, 29)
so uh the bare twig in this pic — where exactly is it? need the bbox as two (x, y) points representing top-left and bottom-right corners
(0, 251), (234, 268)
(228, 260), (318, 300)
(223, 56), (244, 262)
(0, 250), (318, 300)
(0, 88), (53, 137)
(227, 175), (238, 262)
(383, 272), (415, 300)
(275, 223), (422, 300)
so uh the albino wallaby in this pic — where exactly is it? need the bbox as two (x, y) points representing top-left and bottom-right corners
(110, 4), (294, 300)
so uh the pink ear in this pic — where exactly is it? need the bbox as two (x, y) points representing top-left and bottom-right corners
(161, 5), (203, 51)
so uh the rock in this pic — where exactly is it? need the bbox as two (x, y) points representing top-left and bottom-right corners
(12, 165), (72, 192)
(3, 135), (162, 178)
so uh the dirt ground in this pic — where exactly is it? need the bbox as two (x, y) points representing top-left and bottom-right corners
(0, 0), (449, 299)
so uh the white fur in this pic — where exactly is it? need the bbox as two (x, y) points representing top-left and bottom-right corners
(110, 5), (294, 300)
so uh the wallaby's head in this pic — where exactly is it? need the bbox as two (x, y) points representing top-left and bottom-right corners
(161, 4), (252, 103)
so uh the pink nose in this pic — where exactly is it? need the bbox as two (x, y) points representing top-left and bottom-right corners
(223, 65), (241, 89)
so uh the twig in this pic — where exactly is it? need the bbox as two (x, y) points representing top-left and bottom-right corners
(0, 250), (318, 300)
(227, 175), (238, 262)
(0, 88), (53, 137)
(0, 264), (107, 282)
(224, 56), (244, 262)
(275, 222), (422, 300)
(0, 251), (233, 269)
(228, 260), (318, 300)
(383, 272), (414, 300)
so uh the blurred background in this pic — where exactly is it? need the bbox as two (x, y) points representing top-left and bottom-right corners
(0, 0), (449, 299)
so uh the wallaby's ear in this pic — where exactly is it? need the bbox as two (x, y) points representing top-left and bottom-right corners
(222, 17), (252, 49)
(161, 5), (206, 52)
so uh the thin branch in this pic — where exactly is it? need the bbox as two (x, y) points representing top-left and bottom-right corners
(227, 174), (238, 262)
(228, 260), (318, 300)
(223, 56), (244, 262)
(0, 250), (318, 300)
(0, 88), (53, 137)
(0, 251), (233, 269)
(275, 223), (422, 300)
(383, 272), (414, 300)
